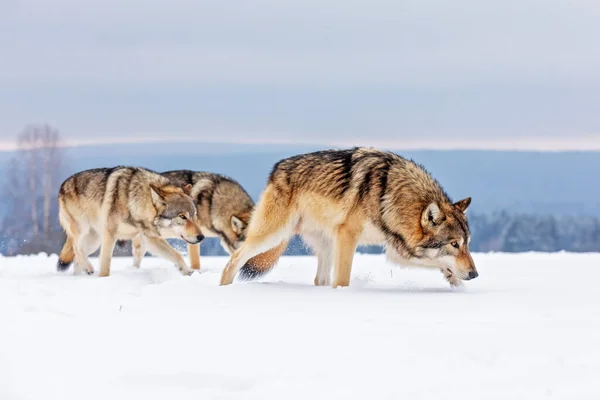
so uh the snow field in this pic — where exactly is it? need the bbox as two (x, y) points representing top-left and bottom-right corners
(1, 252), (599, 399)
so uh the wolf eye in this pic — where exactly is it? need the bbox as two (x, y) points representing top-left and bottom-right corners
(451, 241), (459, 249)
(179, 214), (187, 220)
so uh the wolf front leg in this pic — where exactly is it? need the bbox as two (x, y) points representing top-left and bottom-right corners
(332, 222), (361, 288)
(73, 231), (101, 275)
(145, 237), (193, 276)
(98, 229), (117, 277)
(442, 269), (463, 287)
(132, 234), (146, 268)
(303, 232), (333, 287)
(188, 242), (201, 271)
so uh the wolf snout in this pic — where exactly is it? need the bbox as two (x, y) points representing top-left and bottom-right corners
(466, 270), (479, 280)
(182, 234), (205, 244)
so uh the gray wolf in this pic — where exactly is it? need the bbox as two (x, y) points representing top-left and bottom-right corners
(127, 170), (254, 271)
(57, 166), (204, 277)
(220, 147), (477, 288)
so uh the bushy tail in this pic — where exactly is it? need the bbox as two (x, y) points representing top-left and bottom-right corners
(57, 236), (75, 271)
(237, 240), (289, 281)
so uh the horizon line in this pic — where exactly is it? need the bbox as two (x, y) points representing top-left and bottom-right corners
(1, 134), (600, 153)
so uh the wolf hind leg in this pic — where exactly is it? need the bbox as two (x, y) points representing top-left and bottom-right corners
(220, 184), (295, 285)
(57, 206), (80, 272)
(220, 231), (292, 285)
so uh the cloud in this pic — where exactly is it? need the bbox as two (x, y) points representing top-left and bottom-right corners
(4, 0), (600, 86)
(1, 0), (599, 147)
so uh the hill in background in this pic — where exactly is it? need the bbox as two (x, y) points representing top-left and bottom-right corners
(1, 142), (599, 255)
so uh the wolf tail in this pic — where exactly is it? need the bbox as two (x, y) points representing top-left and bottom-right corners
(57, 236), (75, 271)
(237, 240), (289, 281)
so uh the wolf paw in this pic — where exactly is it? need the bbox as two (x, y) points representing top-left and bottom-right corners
(314, 276), (331, 286)
(443, 270), (462, 288)
(448, 279), (463, 288)
(180, 268), (194, 276)
(83, 266), (95, 275)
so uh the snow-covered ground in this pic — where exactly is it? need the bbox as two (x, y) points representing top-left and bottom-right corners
(1, 252), (599, 400)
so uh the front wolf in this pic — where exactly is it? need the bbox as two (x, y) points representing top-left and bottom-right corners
(220, 147), (478, 288)
(128, 171), (254, 271)
(57, 167), (204, 277)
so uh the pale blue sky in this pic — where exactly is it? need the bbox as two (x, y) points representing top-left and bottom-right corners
(1, 0), (599, 149)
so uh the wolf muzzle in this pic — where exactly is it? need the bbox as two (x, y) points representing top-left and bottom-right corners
(464, 270), (479, 280)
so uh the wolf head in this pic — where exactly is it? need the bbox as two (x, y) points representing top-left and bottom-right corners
(150, 184), (205, 244)
(415, 197), (478, 281)
(217, 212), (252, 254)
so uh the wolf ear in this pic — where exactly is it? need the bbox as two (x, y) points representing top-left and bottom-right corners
(231, 215), (245, 234)
(454, 197), (471, 214)
(421, 202), (443, 228)
(150, 184), (166, 206)
(182, 184), (193, 196)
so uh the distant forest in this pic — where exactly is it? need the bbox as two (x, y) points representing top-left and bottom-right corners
(3, 206), (599, 257)
(194, 211), (600, 257)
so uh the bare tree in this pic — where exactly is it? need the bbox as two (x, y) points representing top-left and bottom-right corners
(0, 124), (67, 255)
(17, 127), (40, 236)
(40, 127), (61, 236)
(15, 124), (64, 238)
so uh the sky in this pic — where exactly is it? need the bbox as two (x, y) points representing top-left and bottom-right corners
(1, 0), (599, 150)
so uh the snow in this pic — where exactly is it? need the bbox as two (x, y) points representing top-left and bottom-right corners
(1, 252), (599, 400)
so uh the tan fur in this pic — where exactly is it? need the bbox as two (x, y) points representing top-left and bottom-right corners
(127, 170), (254, 272)
(57, 167), (203, 277)
(221, 147), (478, 288)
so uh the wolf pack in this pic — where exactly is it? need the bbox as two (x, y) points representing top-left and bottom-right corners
(56, 147), (478, 288)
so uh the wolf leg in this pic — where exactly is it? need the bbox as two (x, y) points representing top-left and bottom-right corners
(442, 269), (463, 287)
(145, 237), (193, 276)
(132, 234), (146, 268)
(188, 242), (201, 270)
(220, 184), (294, 285)
(314, 244), (334, 286)
(220, 232), (290, 285)
(98, 229), (117, 277)
(332, 222), (361, 288)
(74, 231), (99, 275)
(303, 232), (333, 286)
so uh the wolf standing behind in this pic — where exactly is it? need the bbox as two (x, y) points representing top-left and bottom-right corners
(220, 147), (478, 288)
(129, 171), (254, 271)
(57, 167), (204, 277)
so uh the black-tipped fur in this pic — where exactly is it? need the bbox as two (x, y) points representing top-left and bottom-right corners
(57, 258), (73, 271)
(237, 262), (270, 281)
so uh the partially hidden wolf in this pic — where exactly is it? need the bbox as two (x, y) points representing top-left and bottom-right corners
(220, 147), (478, 288)
(126, 171), (254, 271)
(57, 167), (204, 277)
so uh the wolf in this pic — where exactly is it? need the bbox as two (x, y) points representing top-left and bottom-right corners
(57, 166), (204, 277)
(126, 170), (254, 271)
(220, 147), (478, 288)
